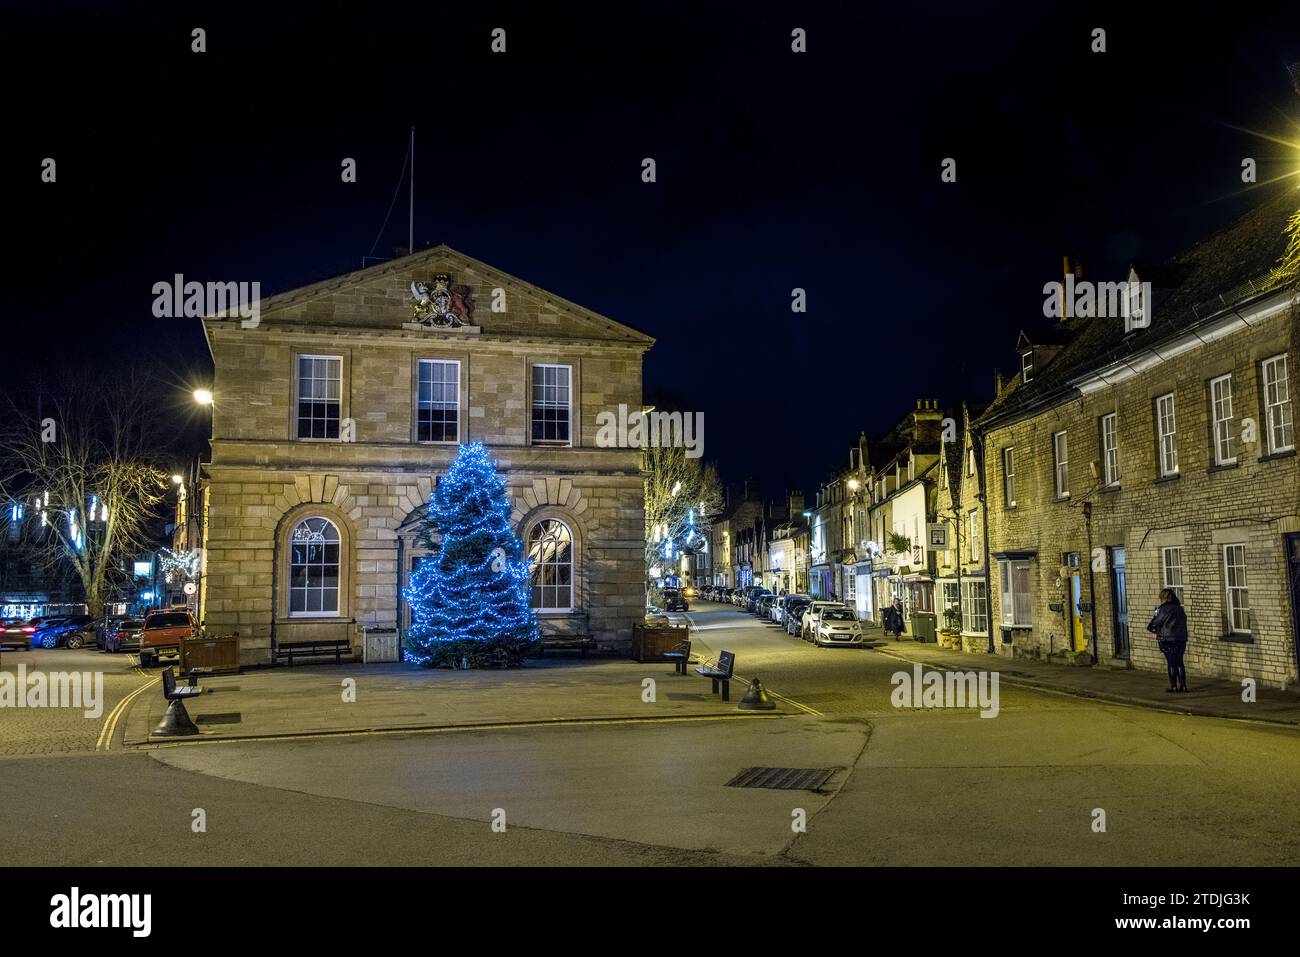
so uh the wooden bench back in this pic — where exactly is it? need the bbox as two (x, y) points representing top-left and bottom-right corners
(717, 650), (735, 678)
(161, 666), (176, 697)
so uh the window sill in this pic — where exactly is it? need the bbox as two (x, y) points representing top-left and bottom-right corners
(1259, 449), (1296, 463)
(1219, 632), (1254, 644)
(1153, 473), (1181, 485)
(1207, 462), (1239, 474)
(1100, 484), (1121, 494)
(1053, 495), (1071, 503)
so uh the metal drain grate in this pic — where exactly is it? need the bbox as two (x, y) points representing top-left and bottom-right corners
(725, 767), (834, 791)
(194, 712), (242, 725)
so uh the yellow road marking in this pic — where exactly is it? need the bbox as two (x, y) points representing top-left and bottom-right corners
(138, 710), (784, 749)
(97, 675), (160, 752)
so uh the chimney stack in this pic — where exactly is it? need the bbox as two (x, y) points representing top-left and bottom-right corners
(994, 368), (1004, 396)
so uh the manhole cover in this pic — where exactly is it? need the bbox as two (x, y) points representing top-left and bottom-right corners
(194, 712), (242, 725)
(725, 767), (834, 791)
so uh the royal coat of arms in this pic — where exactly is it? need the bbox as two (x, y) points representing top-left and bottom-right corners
(409, 275), (475, 328)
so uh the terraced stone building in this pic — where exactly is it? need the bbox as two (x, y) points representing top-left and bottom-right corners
(974, 191), (1300, 687)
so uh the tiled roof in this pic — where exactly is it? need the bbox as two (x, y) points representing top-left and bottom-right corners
(978, 188), (1300, 429)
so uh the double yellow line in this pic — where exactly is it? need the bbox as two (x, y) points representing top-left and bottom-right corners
(96, 670), (160, 752)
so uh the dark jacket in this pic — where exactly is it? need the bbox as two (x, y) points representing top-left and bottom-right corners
(1146, 602), (1188, 644)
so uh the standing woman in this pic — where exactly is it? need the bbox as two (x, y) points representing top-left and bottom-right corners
(1146, 588), (1189, 692)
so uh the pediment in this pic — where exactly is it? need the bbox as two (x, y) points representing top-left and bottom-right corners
(207, 245), (654, 346)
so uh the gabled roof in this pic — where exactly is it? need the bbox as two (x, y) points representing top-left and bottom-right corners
(979, 188), (1300, 429)
(205, 244), (655, 346)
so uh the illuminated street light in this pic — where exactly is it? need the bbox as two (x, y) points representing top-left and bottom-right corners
(193, 388), (214, 406)
(172, 474), (184, 484)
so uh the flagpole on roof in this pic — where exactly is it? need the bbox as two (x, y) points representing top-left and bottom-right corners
(409, 126), (415, 255)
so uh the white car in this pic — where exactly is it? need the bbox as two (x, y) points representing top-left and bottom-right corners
(801, 601), (850, 641)
(812, 606), (865, 647)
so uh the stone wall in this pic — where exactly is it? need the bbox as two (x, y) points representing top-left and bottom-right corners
(981, 303), (1299, 687)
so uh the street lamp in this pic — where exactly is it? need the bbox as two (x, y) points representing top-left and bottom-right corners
(193, 388), (214, 406)
(171, 474), (183, 485)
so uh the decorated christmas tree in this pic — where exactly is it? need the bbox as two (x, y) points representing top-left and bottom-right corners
(404, 442), (539, 667)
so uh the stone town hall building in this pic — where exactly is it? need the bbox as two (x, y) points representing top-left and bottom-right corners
(197, 247), (653, 665)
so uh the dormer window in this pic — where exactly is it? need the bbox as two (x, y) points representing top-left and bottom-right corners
(1021, 349), (1034, 383)
(1123, 267), (1148, 333)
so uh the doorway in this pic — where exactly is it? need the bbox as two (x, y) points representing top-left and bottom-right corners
(1109, 545), (1129, 659)
(1286, 534), (1300, 678)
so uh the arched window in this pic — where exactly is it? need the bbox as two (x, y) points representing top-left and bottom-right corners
(527, 519), (573, 610)
(289, 517), (340, 615)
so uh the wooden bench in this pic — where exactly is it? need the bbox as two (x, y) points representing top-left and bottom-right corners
(663, 638), (692, 676)
(274, 638), (351, 666)
(537, 636), (596, 657)
(696, 650), (736, 701)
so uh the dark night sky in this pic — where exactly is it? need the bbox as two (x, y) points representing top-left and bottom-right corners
(5, 1), (1299, 498)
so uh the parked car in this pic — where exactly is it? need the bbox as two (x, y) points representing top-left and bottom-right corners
(746, 588), (772, 613)
(101, 618), (146, 653)
(811, 606), (865, 647)
(0, 618), (32, 651)
(773, 594), (811, 626)
(801, 601), (849, 641)
(138, 608), (197, 667)
(661, 587), (689, 613)
(785, 603), (810, 636)
(755, 593), (776, 617)
(780, 598), (811, 629)
(32, 617), (95, 649)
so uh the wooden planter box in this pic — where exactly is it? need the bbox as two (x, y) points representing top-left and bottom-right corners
(180, 635), (241, 675)
(632, 624), (686, 662)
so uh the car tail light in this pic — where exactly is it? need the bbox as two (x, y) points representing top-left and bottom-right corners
(21, 626), (35, 633)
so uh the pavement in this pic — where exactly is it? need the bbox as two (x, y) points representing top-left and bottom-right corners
(872, 634), (1300, 726)
(123, 653), (777, 748)
(5, 603), (1300, 866)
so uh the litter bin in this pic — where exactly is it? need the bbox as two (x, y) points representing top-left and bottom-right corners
(363, 627), (399, 663)
(910, 611), (937, 643)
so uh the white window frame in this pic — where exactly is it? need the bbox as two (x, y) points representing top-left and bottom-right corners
(1209, 374), (1236, 466)
(1223, 543), (1250, 635)
(1002, 447), (1016, 507)
(415, 358), (461, 444)
(999, 559), (1032, 627)
(528, 518), (574, 611)
(288, 517), (341, 617)
(961, 579), (989, 636)
(1261, 354), (1294, 454)
(295, 354), (343, 441)
(1097, 412), (1119, 487)
(1156, 393), (1179, 477)
(530, 363), (573, 447)
(1161, 546), (1185, 606)
(1052, 430), (1069, 499)
(1021, 350), (1033, 383)
(967, 509), (979, 562)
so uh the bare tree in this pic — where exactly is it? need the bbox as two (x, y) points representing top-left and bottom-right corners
(0, 370), (171, 618)
(643, 447), (722, 580)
